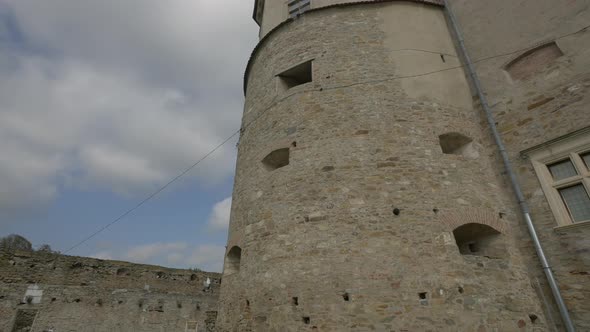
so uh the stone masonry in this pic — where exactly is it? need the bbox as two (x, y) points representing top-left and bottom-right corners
(215, 1), (576, 331)
(0, 250), (220, 332)
(449, 1), (590, 329)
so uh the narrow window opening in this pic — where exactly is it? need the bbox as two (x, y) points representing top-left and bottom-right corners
(453, 223), (505, 258)
(278, 60), (313, 91)
(11, 309), (38, 332)
(342, 293), (350, 302)
(246, 300), (250, 307)
(292, 297), (299, 306)
(418, 292), (427, 300)
(224, 246), (242, 276)
(302, 316), (311, 324)
(529, 314), (538, 324)
(439, 132), (478, 159)
(262, 148), (290, 171)
(288, 0), (311, 18)
(116, 268), (128, 276)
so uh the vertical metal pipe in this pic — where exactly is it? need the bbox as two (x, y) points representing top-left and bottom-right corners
(535, 277), (559, 331)
(442, 1), (576, 331)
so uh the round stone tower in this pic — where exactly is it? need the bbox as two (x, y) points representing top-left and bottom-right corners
(217, 1), (548, 331)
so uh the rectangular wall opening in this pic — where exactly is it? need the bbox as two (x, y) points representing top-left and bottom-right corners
(262, 148), (290, 171)
(277, 60), (313, 91)
(11, 309), (38, 332)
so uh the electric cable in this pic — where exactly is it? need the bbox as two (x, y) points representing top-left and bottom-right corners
(56, 22), (589, 257)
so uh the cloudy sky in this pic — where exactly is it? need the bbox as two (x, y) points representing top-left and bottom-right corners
(0, 0), (259, 272)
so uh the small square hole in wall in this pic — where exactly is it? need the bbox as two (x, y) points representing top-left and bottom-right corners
(302, 316), (311, 324)
(342, 293), (350, 302)
(292, 297), (299, 306)
(277, 60), (313, 92)
(418, 292), (427, 300)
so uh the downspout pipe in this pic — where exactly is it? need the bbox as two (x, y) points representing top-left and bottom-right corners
(442, 1), (576, 331)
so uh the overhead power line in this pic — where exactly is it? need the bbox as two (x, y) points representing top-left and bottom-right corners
(61, 23), (589, 256)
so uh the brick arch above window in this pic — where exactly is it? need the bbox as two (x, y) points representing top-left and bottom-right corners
(438, 208), (508, 234)
(504, 41), (564, 81)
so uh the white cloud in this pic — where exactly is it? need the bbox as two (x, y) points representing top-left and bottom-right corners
(186, 244), (225, 273)
(90, 242), (225, 272)
(166, 253), (185, 265)
(207, 197), (232, 231)
(125, 242), (188, 262)
(0, 0), (258, 219)
(90, 251), (113, 260)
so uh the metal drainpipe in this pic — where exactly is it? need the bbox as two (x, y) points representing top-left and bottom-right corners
(442, 1), (576, 331)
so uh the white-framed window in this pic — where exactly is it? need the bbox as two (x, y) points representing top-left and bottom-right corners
(288, 0), (311, 18)
(525, 128), (590, 227)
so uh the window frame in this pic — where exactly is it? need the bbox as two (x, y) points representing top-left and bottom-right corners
(527, 131), (590, 227)
(287, 0), (311, 18)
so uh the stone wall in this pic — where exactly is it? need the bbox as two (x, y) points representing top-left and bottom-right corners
(448, 0), (590, 330)
(218, 2), (549, 331)
(0, 250), (220, 332)
(255, 0), (444, 38)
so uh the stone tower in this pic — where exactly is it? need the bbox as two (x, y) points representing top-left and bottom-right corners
(217, 0), (553, 331)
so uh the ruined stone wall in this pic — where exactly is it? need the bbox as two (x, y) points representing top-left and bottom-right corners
(0, 250), (220, 332)
(448, 0), (590, 330)
(218, 2), (548, 331)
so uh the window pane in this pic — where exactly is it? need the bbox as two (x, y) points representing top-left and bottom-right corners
(559, 184), (590, 223)
(288, 0), (311, 17)
(548, 159), (577, 180)
(582, 152), (590, 170)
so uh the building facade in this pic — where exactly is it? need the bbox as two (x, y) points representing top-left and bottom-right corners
(218, 0), (590, 331)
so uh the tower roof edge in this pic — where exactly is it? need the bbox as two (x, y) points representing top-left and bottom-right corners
(243, 0), (445, 95)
